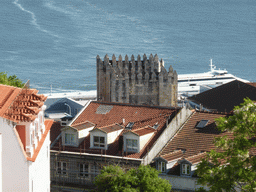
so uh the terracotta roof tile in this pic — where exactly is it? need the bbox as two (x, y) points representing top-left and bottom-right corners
(51, 101), (180, 159)
(72, 121), (95, 131)
(98, 124), (123, 133)
(0, 85), (47, 123)
(130, 126), (156, 136)
(50, 121), (62, 143)
(159, 112), (231, 160)
(185, 152), (207, 164)
(72, 101), (177, 130)
(160, 150), (183, 162)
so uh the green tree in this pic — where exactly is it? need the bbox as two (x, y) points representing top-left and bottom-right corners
(94, 165), (172, 192)
(0, 72), (24, 88)
(196, 98), (256, 192)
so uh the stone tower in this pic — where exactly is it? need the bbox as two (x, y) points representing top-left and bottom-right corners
(96, 54), (177, 107)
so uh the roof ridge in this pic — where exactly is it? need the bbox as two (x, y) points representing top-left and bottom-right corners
(133, 125), (155, 132)
(98, 123), (124, 129)
(91, 100), (181, 110)
(161, 149), (182, 158)
(186, 151), (207, 160)
(133, 113), (169, 126)
(72, 120), (95, 127)
(197, 110), (232, 115)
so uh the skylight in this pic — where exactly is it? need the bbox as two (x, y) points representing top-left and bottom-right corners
(95, 105), (113, 114)
(153, 122), (159, 129)
(196, 120), (209, 128)
(126, 122), (134, 130)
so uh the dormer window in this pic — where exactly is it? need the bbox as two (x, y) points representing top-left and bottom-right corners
(182, 164), (190, 175)
(93, 136), (105, 148)
(157, 161), (166, 173)
(126, 139), (138, 152)
(65, 133), (76, 145)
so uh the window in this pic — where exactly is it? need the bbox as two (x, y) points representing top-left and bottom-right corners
(91, 164), (100, 174)
(79, 164), (89, 177)
(196, 120), (209, 128)
(126, 139), (138, 152)
(126, 122), (134, 130)
(158, 161), (166, 173)
(61, 122), (67, 126)
(65, 133), (76, 145)
(182, 164), (190, 175)
(57, 162), (67, 175)
(93, 136), (105, 148)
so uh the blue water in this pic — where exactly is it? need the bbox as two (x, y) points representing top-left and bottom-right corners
(1, 0), (255, 94)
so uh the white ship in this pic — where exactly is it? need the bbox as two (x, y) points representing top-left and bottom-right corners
(178, 59), (250, 97)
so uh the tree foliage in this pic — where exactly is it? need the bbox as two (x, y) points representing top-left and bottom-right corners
(94, 165), (172, 192)
(196, 98), (256, 192)
(0, 72), (24, 88)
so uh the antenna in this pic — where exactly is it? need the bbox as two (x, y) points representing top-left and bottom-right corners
(209, 58), (216, 71)
(210, 58), (213, 71)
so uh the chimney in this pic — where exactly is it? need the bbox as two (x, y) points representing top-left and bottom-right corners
(123, 118), (125, 125)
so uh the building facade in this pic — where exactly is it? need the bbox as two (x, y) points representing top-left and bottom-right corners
(153, 111), (233, 191)
(50, 101), (192, 190)
(97, 54), (178, 107)
(0, 85), (53, 192)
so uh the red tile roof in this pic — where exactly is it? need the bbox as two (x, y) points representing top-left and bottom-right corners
(0, 84), (47, 123)
(51, 101), (180, 159)
(97, 124), (123, 133)
(129, 126), (156, 136)
(189, 80), (256, 112)
(184, 152), (207, 164)
(50, 121), (62, 143)
(159, 111), (231, 160)
(161, 111), (256, 175)
(72, 101), (177, 130)
(160, 150), (183, 162)
(72, 121), (95, 131)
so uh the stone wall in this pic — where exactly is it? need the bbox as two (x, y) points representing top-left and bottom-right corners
(96, 54), (178, 107)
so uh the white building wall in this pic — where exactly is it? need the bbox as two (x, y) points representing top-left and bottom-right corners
(21, 107), (45, 158)
(191, 163), (198, 172)
(107, 129), (123, 144)
(0, 117), (29, 192)
(139, 132), (154, 151)
(29, 133), (50, 192)
(78, 127), (94, 139)
(0, 133), (2, 192)
(166, 159), (179, 171)
(143, 107), (192, 165)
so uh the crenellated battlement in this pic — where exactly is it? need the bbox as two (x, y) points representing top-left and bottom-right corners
(97, 54), (177, 107)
